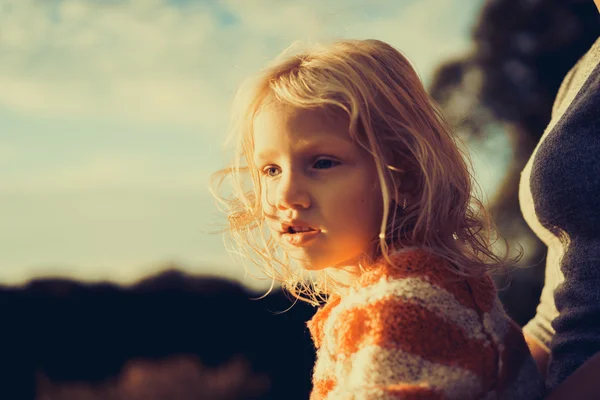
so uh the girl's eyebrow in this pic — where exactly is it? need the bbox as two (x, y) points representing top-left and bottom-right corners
(254, 149), (277, 161)
(255, 137), (354, 161)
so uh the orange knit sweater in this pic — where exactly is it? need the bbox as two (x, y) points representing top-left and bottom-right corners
(307, 249), (544, 399)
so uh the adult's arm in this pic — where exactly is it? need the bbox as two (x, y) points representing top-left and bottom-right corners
(524, 332), (550, 378)
(545, 351), (600, 400)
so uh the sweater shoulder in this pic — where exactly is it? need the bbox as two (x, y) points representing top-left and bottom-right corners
(357, 249), (498, 314)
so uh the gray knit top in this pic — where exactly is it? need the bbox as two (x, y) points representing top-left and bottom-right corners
(520, 36), (600, 391)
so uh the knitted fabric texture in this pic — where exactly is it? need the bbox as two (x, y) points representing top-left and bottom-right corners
(307, 249), (544, 399)
(519, 36), (600, 391)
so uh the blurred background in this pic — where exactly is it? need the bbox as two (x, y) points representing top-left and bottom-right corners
(0, 0), (493, 289)
(1, 0), (599, 399)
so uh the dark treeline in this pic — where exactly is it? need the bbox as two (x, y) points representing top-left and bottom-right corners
(0, 270), (316, 400)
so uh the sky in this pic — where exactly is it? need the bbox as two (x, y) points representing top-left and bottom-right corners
(0, 0), (509, 289)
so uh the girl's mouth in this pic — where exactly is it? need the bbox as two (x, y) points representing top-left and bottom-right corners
(282, 227), (321, 246)
(286, 226), (314, 234)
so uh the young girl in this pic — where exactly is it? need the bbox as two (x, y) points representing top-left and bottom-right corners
(212, 39), (544, 399)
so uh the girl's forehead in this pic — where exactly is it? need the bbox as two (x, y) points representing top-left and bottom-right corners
(253, 103), (351, 141)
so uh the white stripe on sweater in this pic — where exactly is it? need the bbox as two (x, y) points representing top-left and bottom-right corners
(481, 297), (510, 375)
(322, 276), (490, 352)
(483, 297), (511, 345)
(327, 344), (483, 400)
(325, 386), (430, 400)
(313, 346), (336, 382)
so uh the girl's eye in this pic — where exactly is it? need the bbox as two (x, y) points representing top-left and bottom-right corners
(262, 166), (280, 177)
(313, 158), (339, 169)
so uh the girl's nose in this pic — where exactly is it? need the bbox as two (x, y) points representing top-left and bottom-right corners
(275, 172), (311, 211)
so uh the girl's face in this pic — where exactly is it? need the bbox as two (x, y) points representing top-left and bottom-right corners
(252, 103), (384, 272)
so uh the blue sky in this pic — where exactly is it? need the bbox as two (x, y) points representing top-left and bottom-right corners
(0, 0), (508, 289)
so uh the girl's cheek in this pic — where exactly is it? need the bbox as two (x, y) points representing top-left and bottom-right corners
(261, 182), (276, 211)
(260, 191), (269, 211)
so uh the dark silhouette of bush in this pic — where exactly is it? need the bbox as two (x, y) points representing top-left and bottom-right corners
(0, 269), (316, 400)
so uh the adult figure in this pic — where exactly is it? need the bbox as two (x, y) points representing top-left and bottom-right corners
(520, 0), (600, 391)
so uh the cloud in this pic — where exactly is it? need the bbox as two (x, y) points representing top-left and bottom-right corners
(1, 0), (222, 126)
(0, 0), (476, 127)
(0, 0), (486, 283)
(0, 152), (212, 194)
(0, 143), (17, 165)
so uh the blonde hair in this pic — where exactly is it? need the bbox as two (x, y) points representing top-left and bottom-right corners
(211, 39), (518, 305)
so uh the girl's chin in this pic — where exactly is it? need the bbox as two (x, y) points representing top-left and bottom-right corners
(295, 260), (328, 271)
(289, 252), (363, 272)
